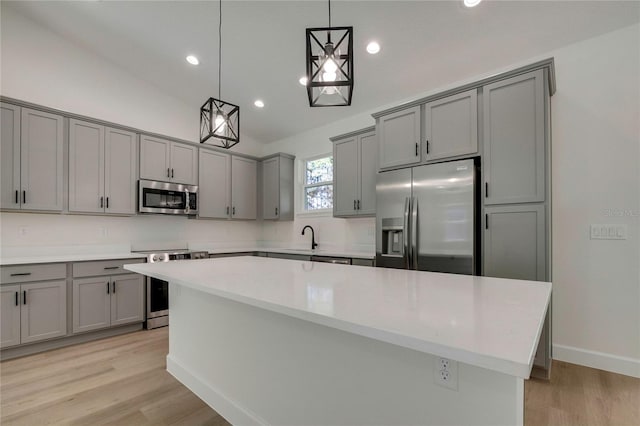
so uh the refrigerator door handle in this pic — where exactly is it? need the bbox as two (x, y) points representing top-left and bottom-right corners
(403, 197), (411, 269)
(411, 197), (419, 270)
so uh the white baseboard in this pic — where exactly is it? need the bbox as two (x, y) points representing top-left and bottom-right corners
(553, 344), (640, 378)
(166, 355), (267, 426)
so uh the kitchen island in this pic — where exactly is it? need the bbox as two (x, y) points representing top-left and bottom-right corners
(125, 257), (551, 426)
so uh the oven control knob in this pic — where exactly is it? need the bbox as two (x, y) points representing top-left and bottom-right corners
(153, 255), (161, 262)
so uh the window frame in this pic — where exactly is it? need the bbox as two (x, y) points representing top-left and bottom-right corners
(299, 153), (334, 216)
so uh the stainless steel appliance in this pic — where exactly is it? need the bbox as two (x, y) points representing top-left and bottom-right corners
(134, 249), (209, 329)
(138, 179), (198, 216)
(376, 158), (478, 274)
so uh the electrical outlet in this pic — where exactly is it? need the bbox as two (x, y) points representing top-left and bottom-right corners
(434, 357), (458, 391)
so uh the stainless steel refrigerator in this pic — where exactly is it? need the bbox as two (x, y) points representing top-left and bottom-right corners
(376, 158), (478, 274)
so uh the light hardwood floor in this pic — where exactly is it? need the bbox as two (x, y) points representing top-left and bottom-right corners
(1, 328), (638, 426)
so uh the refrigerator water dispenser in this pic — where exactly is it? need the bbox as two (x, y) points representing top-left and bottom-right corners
(381, 218), (404, 257)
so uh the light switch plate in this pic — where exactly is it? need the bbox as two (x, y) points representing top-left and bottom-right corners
(590, 224), (627, 240)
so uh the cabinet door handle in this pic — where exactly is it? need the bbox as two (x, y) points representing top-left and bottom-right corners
(226, 206), (230, 215)
(106, 197), (109, 209)
(426, 140), (430, 154)
(15, 291), (18, 306)
(232, 207), (236, 216)
(100, 196), (104, 208)
(103, 266), (119, 270)
(485, 213), (489, 230)
(10, 272), (31, 277)
(15, 190), (18, 204)
(167, 168), (170, 178)
(171, 168), (174, 178)
(112, 282), (116, 293)
(275, 207), (278, 216)
(485, 182), (488, 198)
(357, 200), (360, 210)
(23, 290), (27, 305)
(415, 143), (419, 157)
(354, 200), (356, 210)
(22, 190), (26, 204)
(107, 282), (110, 294)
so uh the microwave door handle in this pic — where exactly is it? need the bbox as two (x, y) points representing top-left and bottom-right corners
(185, 190), (190, 214)
(403, 197), (410, 269)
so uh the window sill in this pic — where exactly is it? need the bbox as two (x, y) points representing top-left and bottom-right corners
(296, 209), (333, 218)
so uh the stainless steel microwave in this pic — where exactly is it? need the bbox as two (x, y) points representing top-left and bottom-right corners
(138, 179), (198, 216)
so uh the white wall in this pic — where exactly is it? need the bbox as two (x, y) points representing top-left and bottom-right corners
(262, 24), (640, 376)
(0, 6), (262, 251)
(549, 24), (639, 376)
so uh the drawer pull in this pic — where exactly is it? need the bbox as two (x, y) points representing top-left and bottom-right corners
(10, 272), (32, 277)
(103, 266), (120, 270)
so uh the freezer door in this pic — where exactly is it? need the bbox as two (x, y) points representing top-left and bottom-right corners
(412, 159), (476, 274)
(375, 168), (412, 269)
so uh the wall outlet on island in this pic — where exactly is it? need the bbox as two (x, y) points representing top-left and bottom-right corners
(434, 357), (458, 391)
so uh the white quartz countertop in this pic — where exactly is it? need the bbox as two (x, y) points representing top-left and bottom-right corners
(204, 246), (375, 259)
(0, 252), (146, 266)
(125, 257), (551, 378)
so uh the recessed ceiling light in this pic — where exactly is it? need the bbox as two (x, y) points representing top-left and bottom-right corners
(366, 41), (380, 54)
(254, 100), (265, 108)
(299, 76), (308, 86)
(464, 0), (482, 7)
(186, 55), (199, 65)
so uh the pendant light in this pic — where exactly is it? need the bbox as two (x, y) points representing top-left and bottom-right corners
(305, 0), (354, 107)
(200, 0), (239, 148)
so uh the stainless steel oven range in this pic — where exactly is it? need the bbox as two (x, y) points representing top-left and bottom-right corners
(134, 249), (208, 329)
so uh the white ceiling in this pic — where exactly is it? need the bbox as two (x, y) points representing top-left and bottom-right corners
(6, 1), (640, 143)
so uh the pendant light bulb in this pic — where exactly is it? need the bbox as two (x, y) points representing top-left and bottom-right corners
(323, 58), (338, 73)
(214, 113), (227, 135)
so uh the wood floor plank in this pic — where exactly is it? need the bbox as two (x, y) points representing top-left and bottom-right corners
(2, 328), (638, 426)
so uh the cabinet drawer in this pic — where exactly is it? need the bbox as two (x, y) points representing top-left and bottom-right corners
(1, 263), (66, 284)
(73, 258), (144, 278)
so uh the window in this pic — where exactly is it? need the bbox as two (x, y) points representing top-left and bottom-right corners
(303, 155), (333, 212)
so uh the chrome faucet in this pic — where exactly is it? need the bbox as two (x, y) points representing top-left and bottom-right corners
(301, 225), (318, 250)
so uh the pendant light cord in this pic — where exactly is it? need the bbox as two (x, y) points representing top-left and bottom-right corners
(218, 0), (222, 99)
(328, 0), (331, 28)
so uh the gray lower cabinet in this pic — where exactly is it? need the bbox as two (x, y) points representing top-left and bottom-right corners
(483, 69), (545, 204)
(0, 104), (64, 211)
(140, 135), (197, 185)
(0, 281), (67, 348)
(261, 154), (294, 221)
(73, 273), (144, 333)
(483, 204), (546, 281)
(423, 89), (478, 161)
(332, 127), (377, 217)
(69, 119), (137, 214)
(377, 106), (421, 170)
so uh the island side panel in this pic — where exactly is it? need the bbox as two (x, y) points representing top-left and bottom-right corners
(167, 283), (522, 426)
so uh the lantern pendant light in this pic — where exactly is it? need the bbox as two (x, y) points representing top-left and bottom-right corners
(305, 0), (354, 107)
(200, 0), (239, 148)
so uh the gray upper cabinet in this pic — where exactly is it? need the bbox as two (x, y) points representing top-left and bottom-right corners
(483, 69), (545, 204)
(0, 105), (63, 211)
(484, 204), (546, 281)
(69, 120), (137, 215)
(199, 149), (231, 219)
(423, 89), (478, 162)
(377, 106), (421, 170)
(140, 135), (197, 185)
(332, 127), (377, 217)
(261, 154), (294, 221)
(231, 156), (257, 220)
(1, 103), (21, 210)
